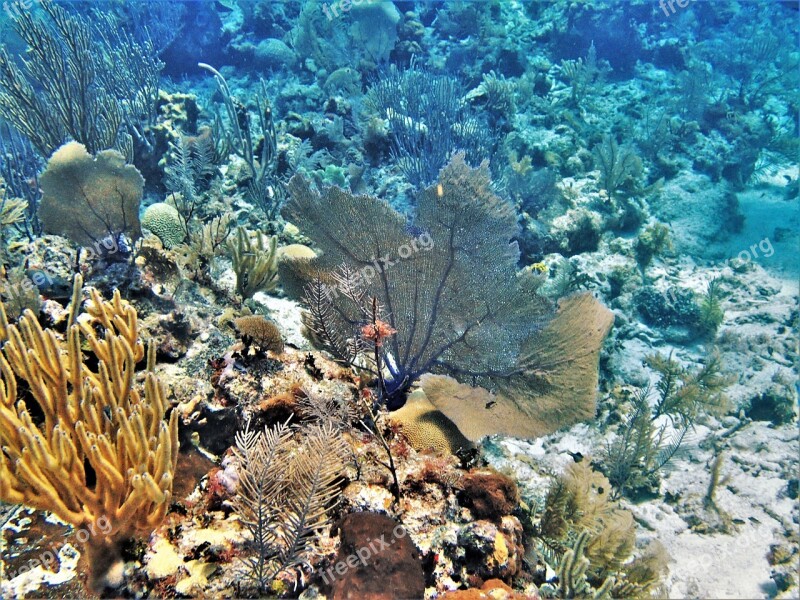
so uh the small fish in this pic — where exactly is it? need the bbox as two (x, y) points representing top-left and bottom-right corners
(25, 269), (72, 300)
(565, 450), (584, 463)
(404, 221), (428, 238)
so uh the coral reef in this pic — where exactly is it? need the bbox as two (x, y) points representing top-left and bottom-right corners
(0, 1), (797, 598)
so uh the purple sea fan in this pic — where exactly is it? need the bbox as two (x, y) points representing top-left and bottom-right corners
(283, 154), (613, 439)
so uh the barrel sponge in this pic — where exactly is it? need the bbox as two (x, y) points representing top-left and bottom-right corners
(389, 389), (475, 456)
(142, 203), (184, 248)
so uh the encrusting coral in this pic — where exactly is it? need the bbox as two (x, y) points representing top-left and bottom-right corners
(0, 274), (178, 589)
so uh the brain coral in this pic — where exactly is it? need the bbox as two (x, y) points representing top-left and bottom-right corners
(142, 202), (184, 248)
(389, 389), (475, 456)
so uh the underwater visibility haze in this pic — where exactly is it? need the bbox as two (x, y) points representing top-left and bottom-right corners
(0, 0), (797, 598)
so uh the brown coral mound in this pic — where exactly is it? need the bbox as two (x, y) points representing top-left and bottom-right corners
(458, 469), (520, 520)
(440, 579), (536, 600)
(234, 315), (284, 353)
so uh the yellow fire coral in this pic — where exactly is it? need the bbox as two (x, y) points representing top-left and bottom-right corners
(0, 274), (178, 588)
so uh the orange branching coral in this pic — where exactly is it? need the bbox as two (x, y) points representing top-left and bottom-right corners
(361, 319), (397, 347)
(0, 274), (178, 588)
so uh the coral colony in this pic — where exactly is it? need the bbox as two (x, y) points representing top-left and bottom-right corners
(0, 1), (797, 599)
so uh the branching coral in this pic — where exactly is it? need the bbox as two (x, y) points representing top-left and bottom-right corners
(0, 177), (27, 262)
(0, 126), (42, 238)
(0, 0), (161, 158)
(592, 135), (642, 199)
(232, 419), (348, 592)
(163, 130), (221, 241)
(226, 226), (279, 301)
(558, 42), (607, 110)
(601, 351), (728, 499)
(174, 214), (233, 287)
(0, 265), (42, 320)
(697, 278), (724, 340)
(465, 70), (517, 131)
(552, 530), (614, 599)
(198, 64), (283, 220)
(0, 274), (178, 589)
(364, 66), (487, 187)
(535, 462), (667, 599)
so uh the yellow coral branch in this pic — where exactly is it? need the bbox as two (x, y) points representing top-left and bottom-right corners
(0, 273), (178, 546)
